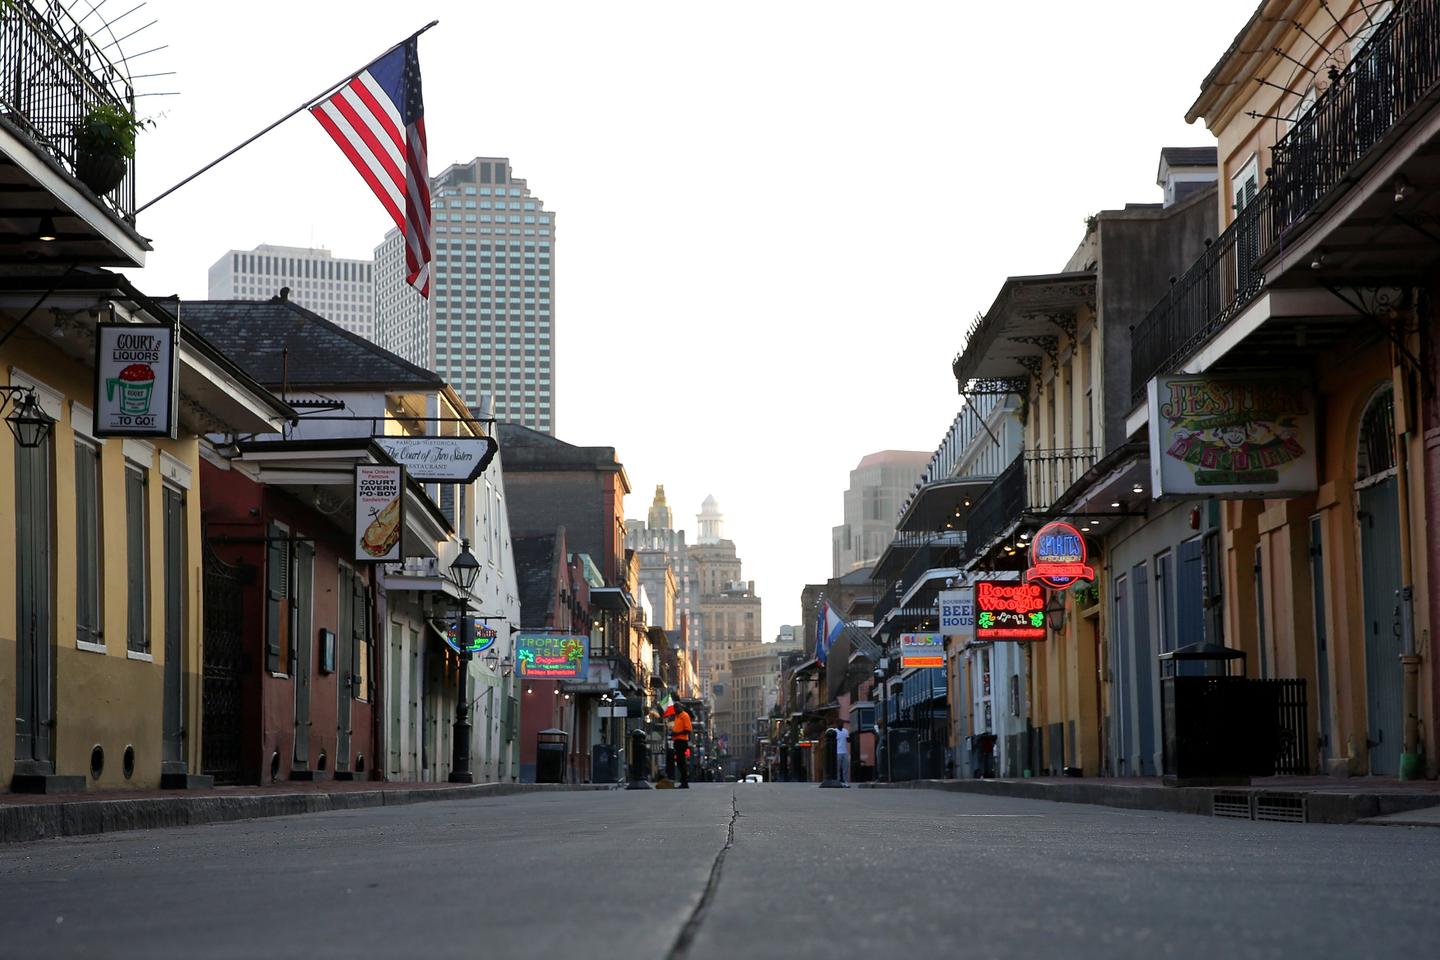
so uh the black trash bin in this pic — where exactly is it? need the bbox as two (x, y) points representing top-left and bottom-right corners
(536, 728), (568, 784)
(970, 733), (997, 778)
(591, 743), (618, 784)
(1159, 643), (1266, 785)
(886, 728), (919, 782)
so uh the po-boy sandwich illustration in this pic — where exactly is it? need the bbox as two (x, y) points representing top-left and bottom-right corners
(361, 495), (402, 556)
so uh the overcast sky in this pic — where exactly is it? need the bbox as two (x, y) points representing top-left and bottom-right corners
(115, 0), (1259, 638)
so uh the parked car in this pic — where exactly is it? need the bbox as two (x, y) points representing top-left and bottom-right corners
(743, 773), (763, 783)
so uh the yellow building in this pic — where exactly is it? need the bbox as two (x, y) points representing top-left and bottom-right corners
(1128, 0), (1436, 778)
(1, 5), (290, 791)
(1, 276), (291, 792)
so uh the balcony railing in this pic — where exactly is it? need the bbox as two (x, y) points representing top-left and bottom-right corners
(966, 447), (1098, 557)
(1, 1), (137, 221)
(1025, 447), (1098, 513)
(1130, 0), (1440, 405)
(966, 452), (1026, 557)
(1130, 187), (1273, 405)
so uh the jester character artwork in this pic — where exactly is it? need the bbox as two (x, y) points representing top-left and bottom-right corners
(1158, 378), (1309, 487)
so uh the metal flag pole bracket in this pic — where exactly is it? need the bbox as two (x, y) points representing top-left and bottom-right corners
(133, 20), (439, 215)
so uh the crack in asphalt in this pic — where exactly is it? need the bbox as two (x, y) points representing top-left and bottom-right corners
(665, 789), (739, 960)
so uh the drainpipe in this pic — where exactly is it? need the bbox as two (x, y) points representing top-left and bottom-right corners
(1393, 334), (1421, 781)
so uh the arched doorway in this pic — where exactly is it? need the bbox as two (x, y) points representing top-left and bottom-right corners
(1355, 385), (1403, 776)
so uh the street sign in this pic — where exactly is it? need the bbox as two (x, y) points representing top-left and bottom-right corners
(598, 705), (628, 718)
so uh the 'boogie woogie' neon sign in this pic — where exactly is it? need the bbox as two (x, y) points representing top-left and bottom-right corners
(975, 581), (1046, 640)
(1025, 521), (1095, 590)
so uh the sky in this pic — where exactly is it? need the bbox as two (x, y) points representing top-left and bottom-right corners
(109, 0), (1260, 638)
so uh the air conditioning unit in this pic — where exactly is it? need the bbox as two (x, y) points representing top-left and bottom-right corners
(401, 556), (440, 577)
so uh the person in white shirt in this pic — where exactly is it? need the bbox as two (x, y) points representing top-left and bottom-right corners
(835, 720), (851, 785)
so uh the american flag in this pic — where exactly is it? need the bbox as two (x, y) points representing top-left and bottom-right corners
(310, 38), (432, 296)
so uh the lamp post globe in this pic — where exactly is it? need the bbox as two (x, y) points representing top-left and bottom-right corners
(447, 538), (481, 595)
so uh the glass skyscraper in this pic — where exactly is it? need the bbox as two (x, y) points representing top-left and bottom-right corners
(373, 157), (556, 432)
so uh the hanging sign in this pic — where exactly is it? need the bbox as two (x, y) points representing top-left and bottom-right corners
(516, 634), (589, 679)
(899, 633), (945, 669)
(975, 580), (1047, 641)
(373, 435), (499, 483)
(1025, 521), (1094, 590)
(938, 587), (975, 641)
(354, 464), (404, 562)
(93, 322), (178, 438)
(1148, 375), (1318, 497)
(441, 618), (497, 655)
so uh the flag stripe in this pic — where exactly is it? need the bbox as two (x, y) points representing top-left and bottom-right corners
(328, 90), (406, 195)
(349, 74), (405, 153)
(310, 104), (405, 229)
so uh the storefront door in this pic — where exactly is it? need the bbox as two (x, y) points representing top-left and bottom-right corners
(1357, 386), (1403, 776)
(14, 433), (54, 771)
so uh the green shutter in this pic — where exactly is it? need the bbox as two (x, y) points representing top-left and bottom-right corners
(265, 525), (284, 672)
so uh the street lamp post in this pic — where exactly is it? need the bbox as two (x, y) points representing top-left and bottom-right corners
(874, 660), (890, 783)
(446, 539), (481, 784)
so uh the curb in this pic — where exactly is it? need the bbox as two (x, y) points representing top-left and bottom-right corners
(862, 778), (1440, 825)
(0, 782), (607, 845)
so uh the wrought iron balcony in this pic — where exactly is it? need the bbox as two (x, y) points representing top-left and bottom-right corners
(1130, 0), (1440, 405)
(1, 0), (137, 221)
(966, 447), (1098, 557)
(1129, 187), (1273, 405)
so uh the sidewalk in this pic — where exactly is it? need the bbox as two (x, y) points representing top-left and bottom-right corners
(0, 779), (605, 844)
(865, 774), (1440, 825)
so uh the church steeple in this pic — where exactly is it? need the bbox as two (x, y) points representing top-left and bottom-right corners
(648, 484), (673, 531)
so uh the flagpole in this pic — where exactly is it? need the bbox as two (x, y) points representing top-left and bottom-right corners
(134, 20), (439, 215)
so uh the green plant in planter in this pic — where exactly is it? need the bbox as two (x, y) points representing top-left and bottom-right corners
(1073, 582), (1100, 609)
(73, 102), (151, 195)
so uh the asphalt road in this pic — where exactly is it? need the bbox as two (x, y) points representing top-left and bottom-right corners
(2, 783), (1438, 959)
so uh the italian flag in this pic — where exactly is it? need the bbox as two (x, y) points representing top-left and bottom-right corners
(660, 693), (676, 717)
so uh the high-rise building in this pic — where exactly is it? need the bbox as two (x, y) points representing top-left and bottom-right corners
(206, 245), (375, 339)
(831, 450), (931, 577)
(374, 156), (556, 432)
(626, 486), (702, 679)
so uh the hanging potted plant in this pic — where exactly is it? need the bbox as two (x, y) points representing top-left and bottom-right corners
(73, 102), (147, 196)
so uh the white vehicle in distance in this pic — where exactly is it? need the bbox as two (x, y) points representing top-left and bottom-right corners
(742, 773), (763, 783)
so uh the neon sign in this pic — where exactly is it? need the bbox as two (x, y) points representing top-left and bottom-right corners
(516, 633), (589, 679)
(899, 633), (944, 669)
(1024, 521), (1094, 590)
(975, 581), (1047, 641)
(442, 618), (498, 655)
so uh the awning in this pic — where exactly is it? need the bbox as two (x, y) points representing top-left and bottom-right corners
(953, 271), (1096, 385)
(589, 587), (632, 611)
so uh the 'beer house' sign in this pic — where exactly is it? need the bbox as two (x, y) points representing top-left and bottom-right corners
(975, 580), (1047, 641)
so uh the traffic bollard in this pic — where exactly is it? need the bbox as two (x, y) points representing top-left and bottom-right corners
(819, 727), (842, 788)
(626, 728), (653, 790)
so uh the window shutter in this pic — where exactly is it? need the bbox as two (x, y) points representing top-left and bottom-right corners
(126, 468), (147, 653)
(350, 577), (366, 698)
(266, 526), (284, 672)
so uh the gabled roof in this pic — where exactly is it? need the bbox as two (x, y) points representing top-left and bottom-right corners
(1158, 146), (1218, 169)
(177, 298), (444, 391)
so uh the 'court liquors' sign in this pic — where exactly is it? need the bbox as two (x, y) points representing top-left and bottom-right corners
(1148, 375), (1317, 497)
(93, 322), (178, 438)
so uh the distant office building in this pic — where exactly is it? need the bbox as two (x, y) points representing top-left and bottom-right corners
(374, 156), (556, 432)
(207, 245), (375, 340)
(831, 450), (931, 577)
